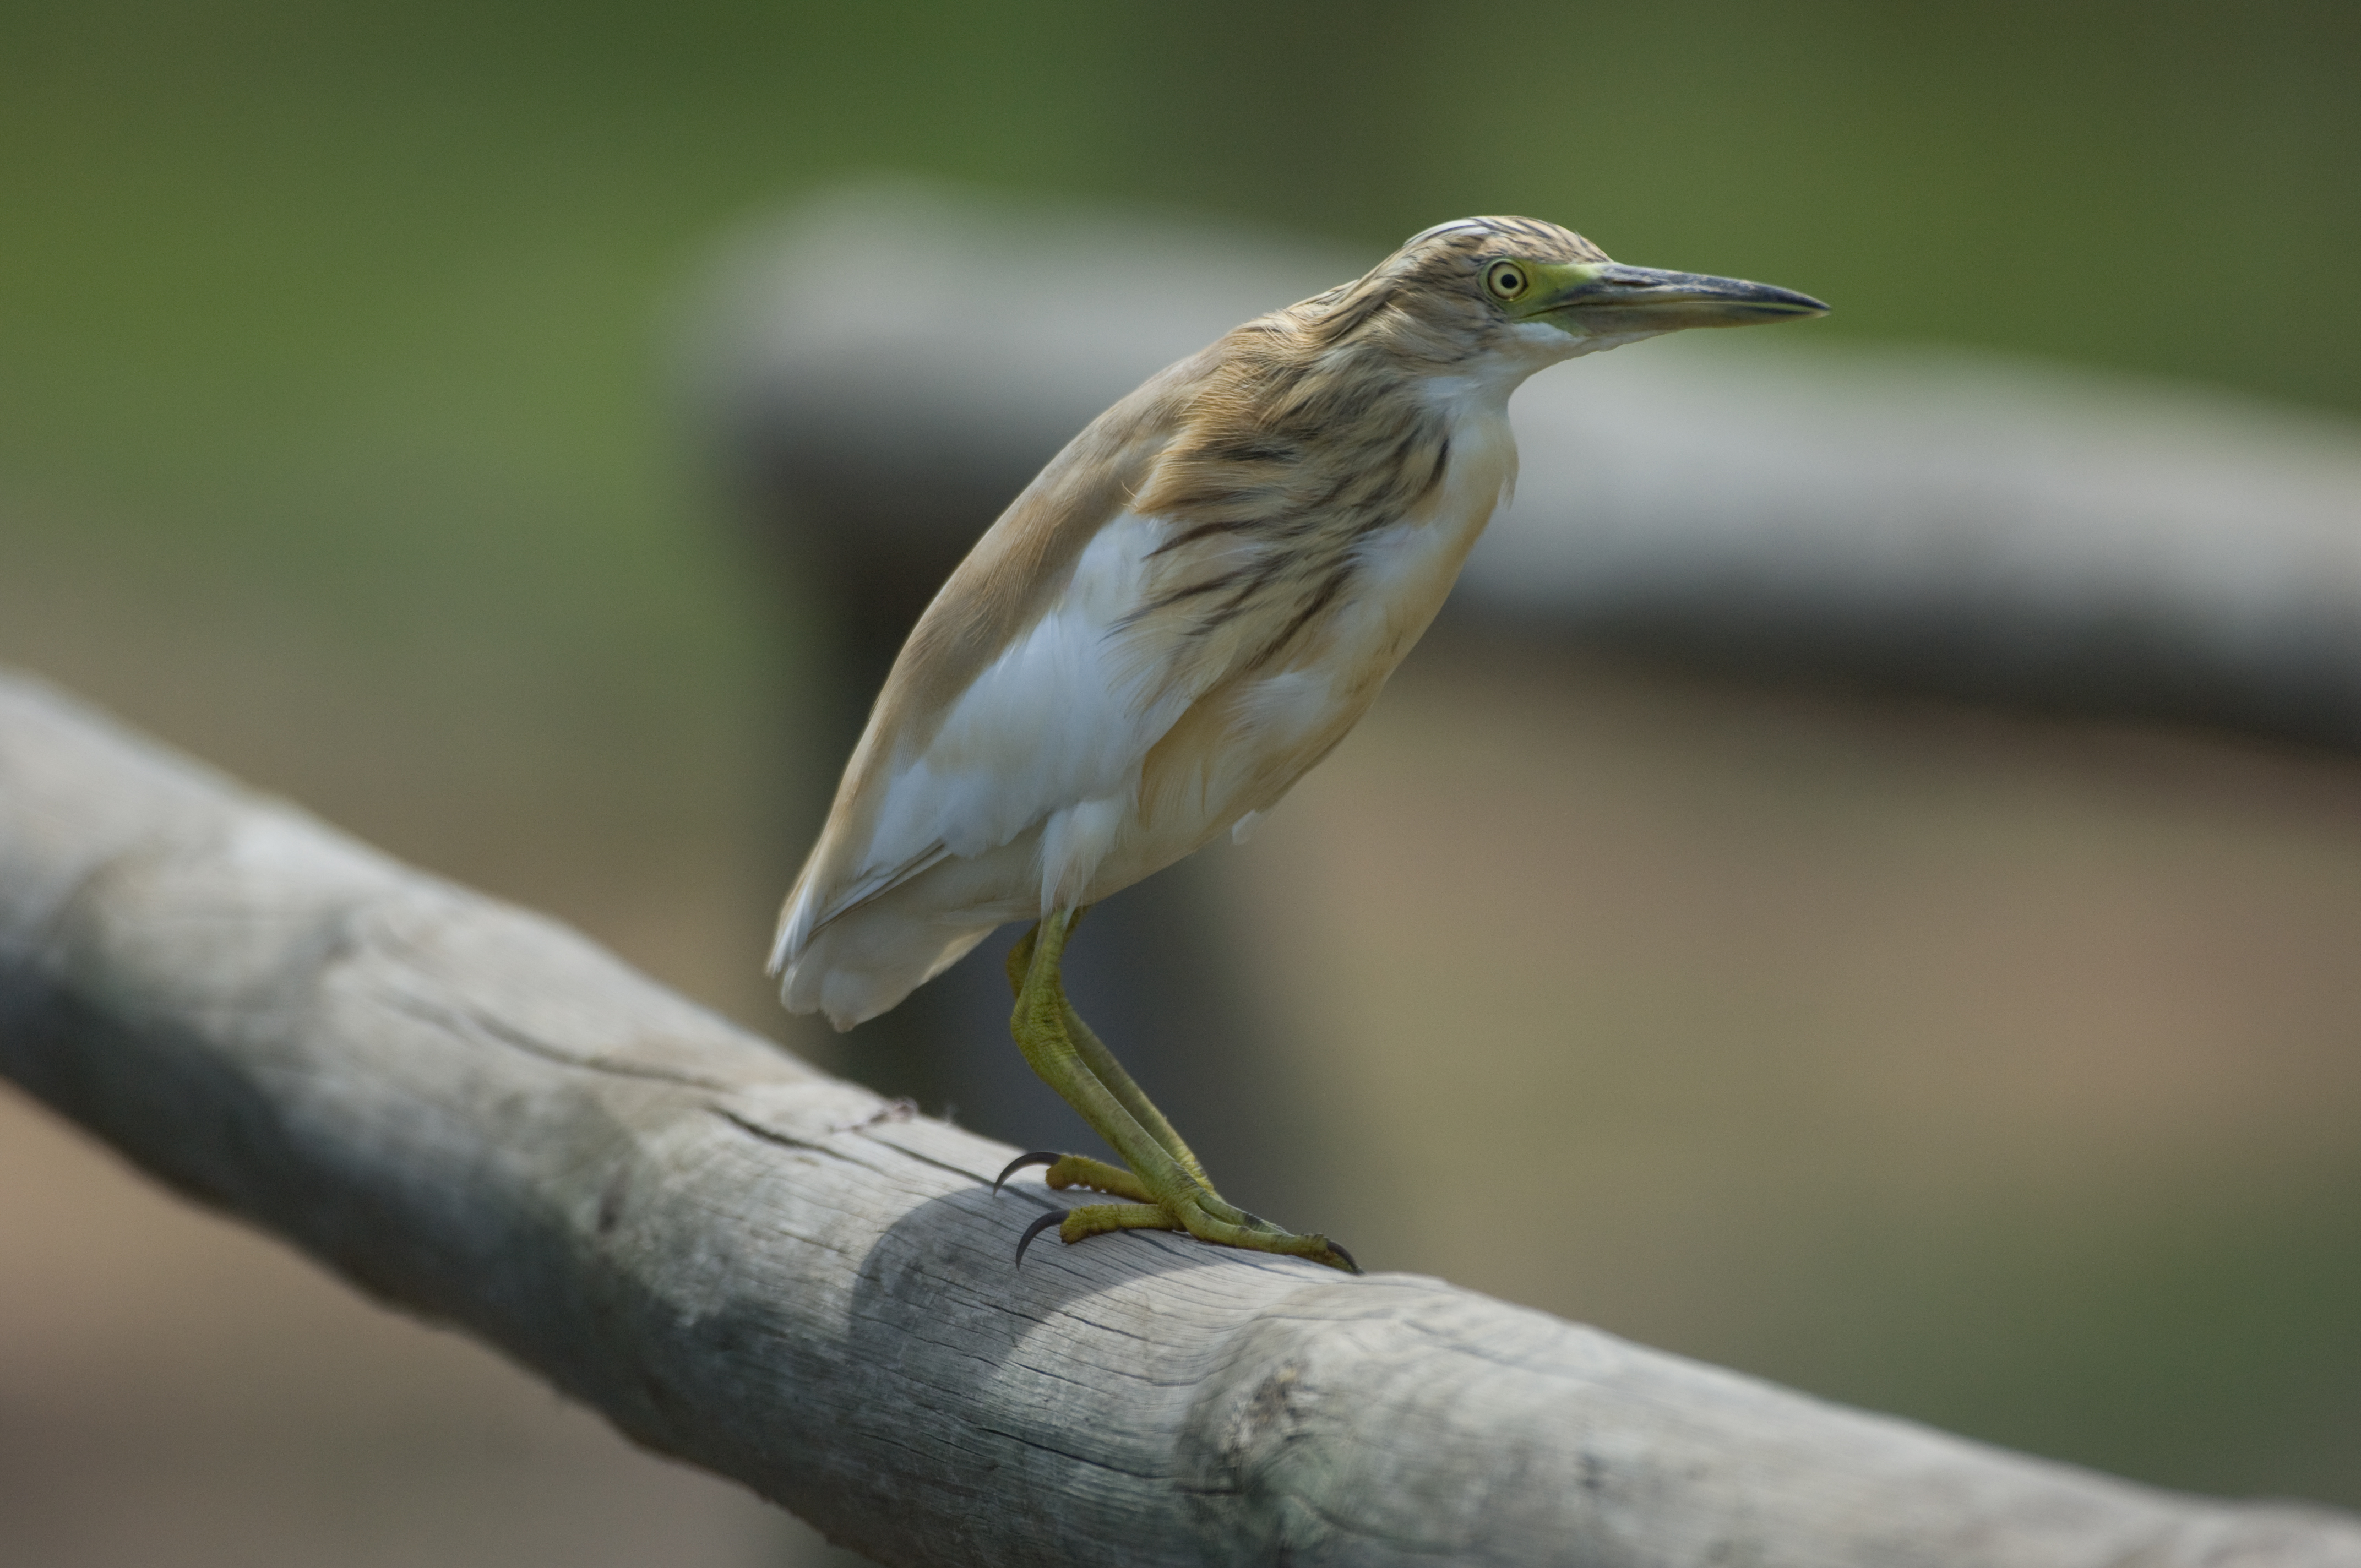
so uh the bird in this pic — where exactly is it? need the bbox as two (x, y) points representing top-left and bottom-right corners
(770, 215), (1825, 1273)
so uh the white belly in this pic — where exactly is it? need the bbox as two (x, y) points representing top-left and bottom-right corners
(783, 392), (1519, 1028)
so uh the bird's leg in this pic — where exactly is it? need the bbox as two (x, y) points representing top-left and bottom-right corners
(991, 921), (1147, 1199)
(1002, 910), (1357, 1272)
(999, 912), (1192, 1210)
(999, 919), (1152, 1202)
(999, 917), (1255, 1225)
(1053, 989), (1283, 1231)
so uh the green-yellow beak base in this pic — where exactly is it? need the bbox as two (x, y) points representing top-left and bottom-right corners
(1528, 260), (1827, 334)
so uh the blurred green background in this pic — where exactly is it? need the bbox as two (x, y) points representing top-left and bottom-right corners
(2, 2), (2358, 1562)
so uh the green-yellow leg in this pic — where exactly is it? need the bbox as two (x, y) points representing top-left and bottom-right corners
(998, 909), (1358, 1273)
(999, 920), (1277, 1234)
(999, 919), (1247, 1218)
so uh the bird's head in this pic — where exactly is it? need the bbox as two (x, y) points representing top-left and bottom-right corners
(1306, 215), (1826, 375)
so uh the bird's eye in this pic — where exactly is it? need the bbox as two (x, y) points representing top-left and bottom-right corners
(1484, 260), (1530, 301)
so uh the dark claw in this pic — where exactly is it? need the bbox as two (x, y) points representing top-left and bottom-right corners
(993, 1151), (1064, 1195)
(1326, 1240), (1362, 1275)
(1014, 1208), (1069, 1268)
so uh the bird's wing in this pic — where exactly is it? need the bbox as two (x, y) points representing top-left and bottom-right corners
(771, 375), (1214, 971)
(848, 506), (1196, 873)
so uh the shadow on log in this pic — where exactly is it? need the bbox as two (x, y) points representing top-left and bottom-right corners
(1, 668), (2355, 1567)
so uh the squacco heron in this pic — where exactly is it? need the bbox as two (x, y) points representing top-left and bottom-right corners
(771, 216), (1825, 1273)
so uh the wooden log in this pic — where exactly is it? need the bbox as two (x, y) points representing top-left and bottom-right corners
(1, 667), (2354, 1567)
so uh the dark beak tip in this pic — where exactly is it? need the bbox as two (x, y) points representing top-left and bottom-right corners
(1733, 282), (1829, 318)
(1557, 266), (1829, 324)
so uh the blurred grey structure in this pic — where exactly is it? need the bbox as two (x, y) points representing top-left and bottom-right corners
(1477, 346), (2361, 738)
(683, 180), (2361, 1197)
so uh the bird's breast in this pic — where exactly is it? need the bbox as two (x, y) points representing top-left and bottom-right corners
(1128, 399), (1517, 856)
(1299, 394), (1519, 696)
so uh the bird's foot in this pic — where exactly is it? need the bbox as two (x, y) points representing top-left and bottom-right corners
(993, 1150), (1262, 1225)
(991, 1152), (1265, 1228)
(1014, 1202), (1179, 1266)
(995, 1151), (1359, 1273)
(994, 1150), (1155, 1204)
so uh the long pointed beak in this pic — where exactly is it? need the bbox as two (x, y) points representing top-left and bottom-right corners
(1542, 262), (1828, 331)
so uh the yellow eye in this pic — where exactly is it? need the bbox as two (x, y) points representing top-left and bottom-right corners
(1484, 260), (1530, 301)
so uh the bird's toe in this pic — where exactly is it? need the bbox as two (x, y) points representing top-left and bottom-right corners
(1014, 1208), (1069, 1268)
(993, 1151), (1064, 1194)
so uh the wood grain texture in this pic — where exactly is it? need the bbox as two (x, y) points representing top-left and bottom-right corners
(0, 667), (2354, 1568)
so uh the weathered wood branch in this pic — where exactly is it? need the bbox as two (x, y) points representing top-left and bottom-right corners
(1, 667), (2354, 1567)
